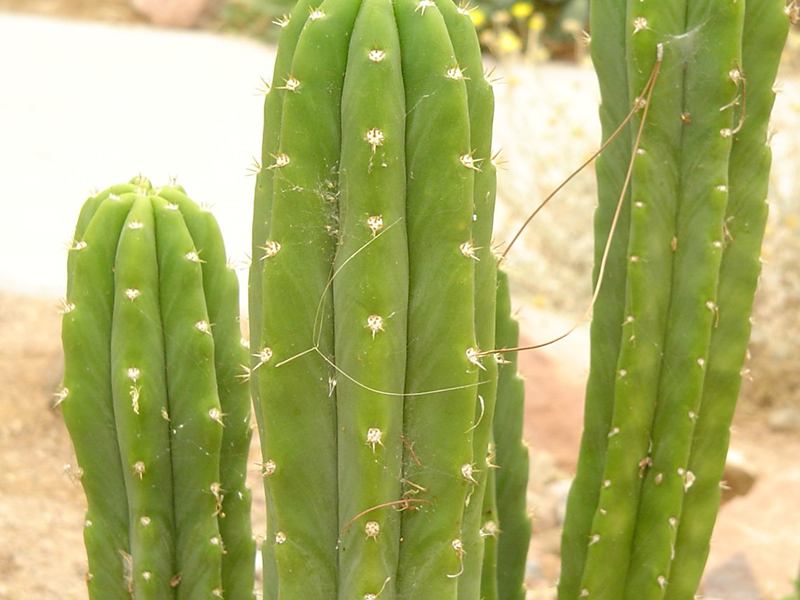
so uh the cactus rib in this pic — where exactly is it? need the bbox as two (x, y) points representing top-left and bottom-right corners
(334, 0), (408, 594)
(493, 268), (530, 600)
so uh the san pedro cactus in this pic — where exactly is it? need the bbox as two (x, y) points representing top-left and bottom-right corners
(492, 268), (531, 600)
(247, 0), (534, 594)
(559, 1), (789, 598)
(61, 177), (255, 599)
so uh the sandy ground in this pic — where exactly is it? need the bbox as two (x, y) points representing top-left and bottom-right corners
(1, 8), (799, 600)
(2, 294), (799, 599)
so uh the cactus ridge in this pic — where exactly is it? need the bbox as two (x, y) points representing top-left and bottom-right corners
(431, 0), (501, 597)
(558, 0), (632, 594)
(247, 1), (314, 596)
(493, 268), (531, 600)
(334, 0), (407, 595)
(62, 178), (254, 599)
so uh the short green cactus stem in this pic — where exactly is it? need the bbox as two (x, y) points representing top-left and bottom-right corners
(559, 1), (789, 599)
(249, 0), (534, 594)
(61, 177), (255, 599)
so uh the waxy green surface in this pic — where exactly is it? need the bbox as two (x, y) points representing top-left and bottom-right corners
(559, 1), (789, 598)
(665, 1), (788, 596)
(249, 0), (532, 596)
(63, 179), (253, 599)
(247, 2), (312, 596)
(334, 0), (407, 595)
(493, 269), (530, 600)
(558, 0), (631, 594)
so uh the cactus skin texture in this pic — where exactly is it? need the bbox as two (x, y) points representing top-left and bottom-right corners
(61, 177), (255, 600)
(493, 268), (531, 600)
(559, 1), (789, 599)
(250, 0), (533, 595)
(664, 1), (789, 596)
(558, 0), (631, 595)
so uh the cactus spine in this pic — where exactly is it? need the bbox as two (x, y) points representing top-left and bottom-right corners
(249, 0), (534, 595)
(559, 1), (789, 599)
(61, 178), (255, 599)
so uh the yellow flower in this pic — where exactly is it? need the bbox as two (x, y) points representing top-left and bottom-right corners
(528, 12), (546, 31)
(510, 1), (533, 19)
(497, 28), (522, 54)
(470, 8), (487, 27)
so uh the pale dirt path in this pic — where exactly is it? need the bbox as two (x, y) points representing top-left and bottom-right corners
(0, 12), (274, 303)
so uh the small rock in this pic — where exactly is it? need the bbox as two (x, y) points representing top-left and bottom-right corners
(701, 552), (761, 600)
(549, 479), (571, 527)
(721, 448), (757, 503)
(767, 406), (800, 432)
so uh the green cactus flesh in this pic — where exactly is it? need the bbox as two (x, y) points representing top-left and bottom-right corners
(479, 462), (500, 600)
(664, 1), (789, 596)
(559, 1), (789, 599)
(62, 178), (254, 600)
(247, 1), (313, 596)
(249, 0), (533, 595)
(558, 0), (632, 595)
(493, 268), (531, 600)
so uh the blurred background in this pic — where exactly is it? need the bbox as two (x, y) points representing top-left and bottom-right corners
(0, 1), (798, 598)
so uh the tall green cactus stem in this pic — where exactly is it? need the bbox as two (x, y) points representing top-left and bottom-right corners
(431, 0), (499, 595)
(559, 1), (788, 598)
(558, 0), (631, 594)
(580, 1), (743, 596)
(622, 2), (744, 596)
(664, 2), (789, 596)
(62, 178), (254, 599)
(247, 1), (312, 596)
(493, 268), (530, 600)
(251, 0), (507, 594)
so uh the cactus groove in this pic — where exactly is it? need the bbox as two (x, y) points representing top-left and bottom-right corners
(61, 177), (254, 599)
(559, 1), (789, 598)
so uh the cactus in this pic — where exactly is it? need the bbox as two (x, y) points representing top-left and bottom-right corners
(559, 1), (789, 599)
(248, 0), (536, 594)
(61, 177), (255, 599)
(493, 268), (531, 600)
